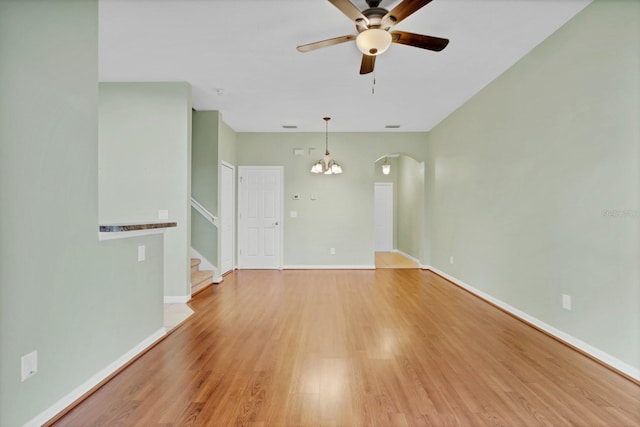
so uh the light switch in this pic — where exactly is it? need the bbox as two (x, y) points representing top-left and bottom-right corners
(21, 351), (38, 382)
(158, 210), (169, 220)
(138, 245), (146, 262)
(290, 211), (297, 218)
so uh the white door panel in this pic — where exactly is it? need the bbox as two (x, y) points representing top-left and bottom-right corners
(238, 167), (283, 269)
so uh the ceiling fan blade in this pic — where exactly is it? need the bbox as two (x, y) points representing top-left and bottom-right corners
(329, 0), (369, 25)
(359, 54), (376, 75)
(391, 31), (449, 51)
(297, 34), (357, 53)
(383, 0), (433, 26)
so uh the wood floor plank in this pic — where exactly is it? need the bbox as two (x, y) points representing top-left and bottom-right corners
(51, 269), (640, 426)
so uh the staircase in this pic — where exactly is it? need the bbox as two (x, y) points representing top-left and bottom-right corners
(191, 258), (214, 295)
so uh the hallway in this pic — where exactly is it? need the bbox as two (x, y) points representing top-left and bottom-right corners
(375, 251), (418, 269)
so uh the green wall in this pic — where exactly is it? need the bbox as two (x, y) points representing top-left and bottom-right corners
(219, 114), (238, 166)
(191, 111), (219, 265)
(99, 82), (192, 298)
(236, 132), (429, 266)
(217, 114), (238, 270)
(0, 2), (165, 425)
(192, 111), (219, 212)
(397, 156), (424, 259)
(427, 0), (639, 371)
(191, 111), (238, 270)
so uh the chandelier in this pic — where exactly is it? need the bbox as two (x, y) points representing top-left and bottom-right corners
(310, 117), (343, 175)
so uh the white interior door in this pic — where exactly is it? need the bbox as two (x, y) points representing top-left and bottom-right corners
(220, 162), (235, 275)
(238, 166), (283, 269)
(374, 182), (393, 252)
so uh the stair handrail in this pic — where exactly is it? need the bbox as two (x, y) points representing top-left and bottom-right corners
(191, 196), (218, 227)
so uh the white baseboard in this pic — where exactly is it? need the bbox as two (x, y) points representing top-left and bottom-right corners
(190, 247), (222, 283)
(282, 265), (376, 270)
(25, 328), (166, 427)
(424, 266), (640, 382)
(164, 296), (190, 304)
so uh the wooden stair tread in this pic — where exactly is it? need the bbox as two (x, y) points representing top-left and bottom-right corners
(191, 269), (212, 284)
(190, 258), (214, 295)
(191, 270), (214, 295)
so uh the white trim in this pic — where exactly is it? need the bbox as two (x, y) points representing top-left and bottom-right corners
(191, 196), (218, 227)
(220, 160), (234, 168)
(283, 265), (376, 270)
(24, 328), (166, 427)
(393, 249), (420, 265)
(424, 266), (640, 381)
(98, 229), (164, 241)
(219, 161), (236, 277)
(190, 247), (223, 283)
(164, 296), (190, 304)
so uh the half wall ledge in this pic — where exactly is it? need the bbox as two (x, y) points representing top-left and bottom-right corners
(98, 222), (177, 240)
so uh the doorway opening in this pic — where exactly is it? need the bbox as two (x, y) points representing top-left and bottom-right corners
(373, 154), (424, 269)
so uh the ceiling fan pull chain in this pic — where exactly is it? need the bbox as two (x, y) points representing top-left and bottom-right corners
(372, 74), (376, 95)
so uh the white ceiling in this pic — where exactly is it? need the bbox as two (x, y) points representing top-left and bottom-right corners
(99, 0), (591, 132)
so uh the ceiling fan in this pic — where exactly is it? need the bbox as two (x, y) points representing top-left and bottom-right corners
(296, 0), (449, 75)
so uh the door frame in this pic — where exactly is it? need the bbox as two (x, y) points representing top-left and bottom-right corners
(220, 161), (235, 275)
(237, 166), (284, 269)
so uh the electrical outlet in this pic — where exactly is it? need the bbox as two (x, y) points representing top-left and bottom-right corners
(330, 248), (336, 255)
(138, 245), (146, 262)
(21, 351), (38, 382)
(450, 256), (454, 265)
(562, 294), (572, 310)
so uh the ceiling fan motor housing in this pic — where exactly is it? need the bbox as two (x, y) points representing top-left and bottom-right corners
(360, 7), (390, 31)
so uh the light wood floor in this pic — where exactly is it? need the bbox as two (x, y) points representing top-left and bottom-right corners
(52, 270), (639, 426)
(375, 252), (419, 269)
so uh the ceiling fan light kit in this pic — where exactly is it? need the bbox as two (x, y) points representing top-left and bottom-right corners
(297, 0), (450, 75)
(356, 28), (392, 55)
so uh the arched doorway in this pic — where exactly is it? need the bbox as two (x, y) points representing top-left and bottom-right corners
(374, 154), (423, 268)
